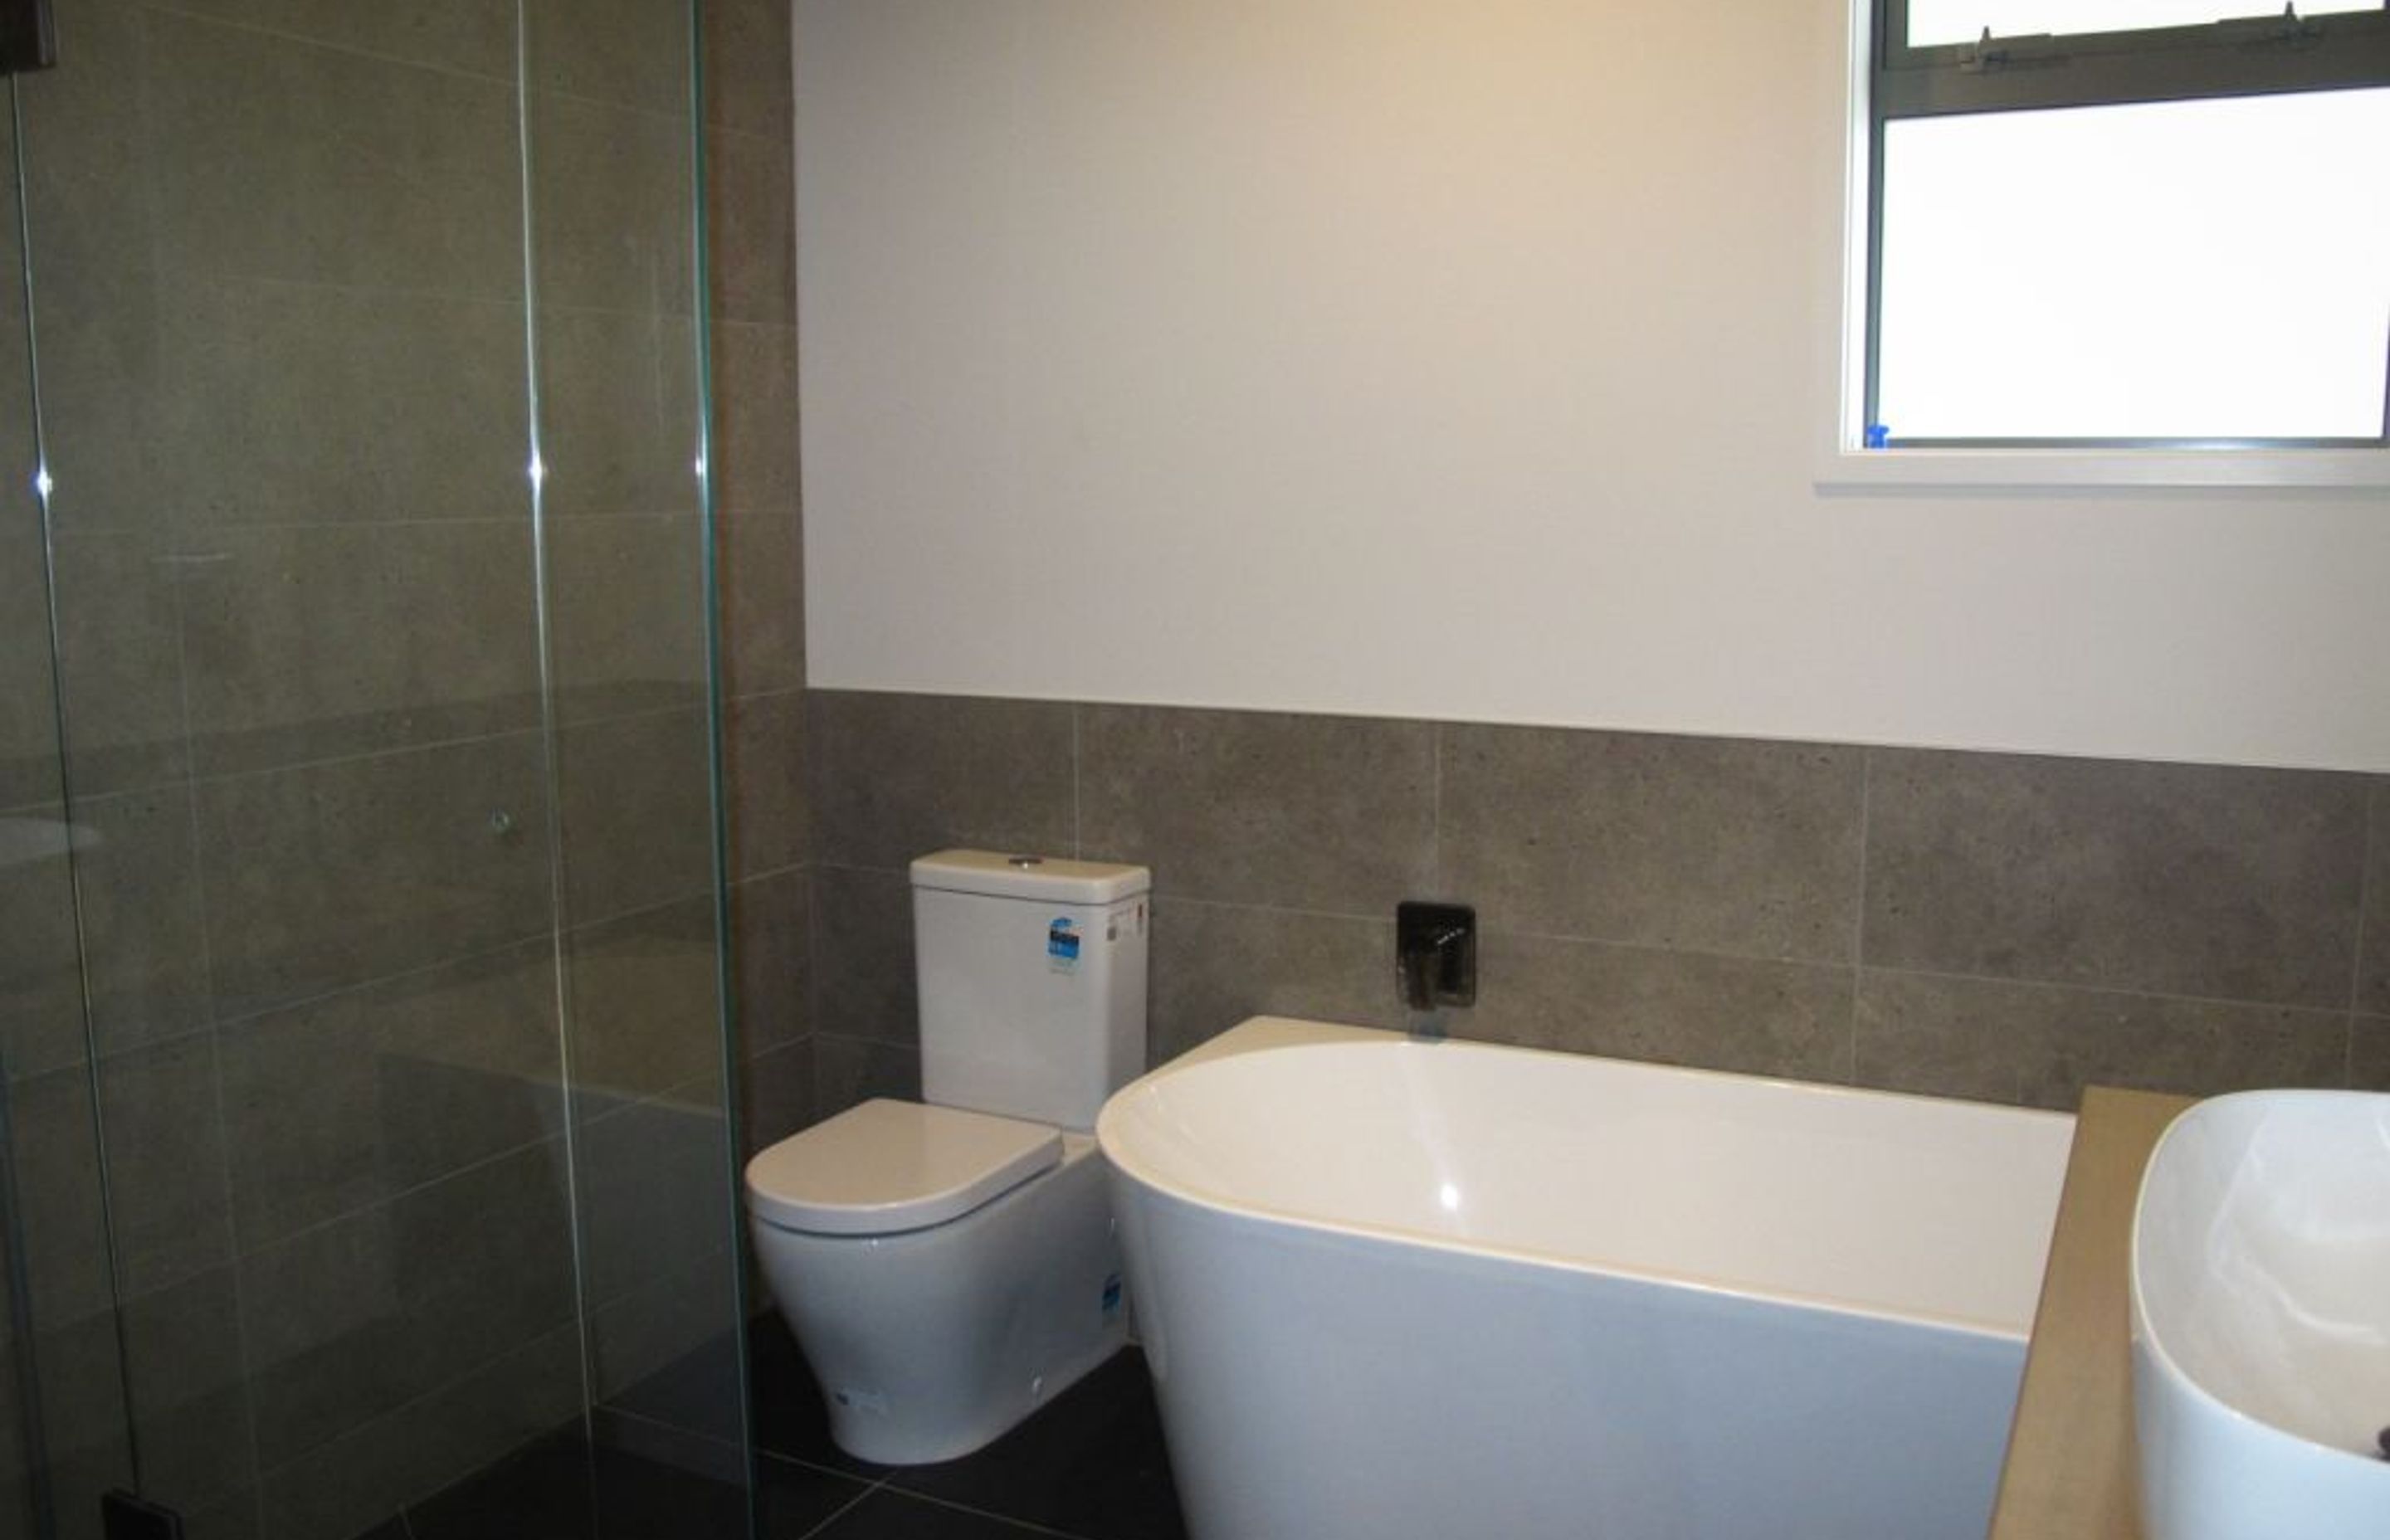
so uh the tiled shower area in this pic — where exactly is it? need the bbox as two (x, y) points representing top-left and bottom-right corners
(0, 0), (797, 1534)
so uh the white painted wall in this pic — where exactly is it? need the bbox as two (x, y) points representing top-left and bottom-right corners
(793, 0), (2390, 772)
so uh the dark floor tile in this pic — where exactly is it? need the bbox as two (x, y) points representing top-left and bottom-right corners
(403, 1431), (593, 1539)
(887, 1349), (1183, 1540)
(407, 1428), (752, 1540)
(608, 1326), (747, 1438)
(350, 1524), (410, 1540)
(584, 1445), (751, 1540)
(748, 1316), (890, 1479)
(758, 1454), (876, 1538)
(807, 1489), (1061, 1540)
(747, 1317), (1187, 1540)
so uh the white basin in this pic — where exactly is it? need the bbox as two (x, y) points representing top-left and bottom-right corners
(2129, 1089), (2390, 1540)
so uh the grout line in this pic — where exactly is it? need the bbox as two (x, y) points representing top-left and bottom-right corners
(144, 0), (728, 133)
(1071, 704), (1082, 858)
(573, 1064), (736, 1137)
(784, 1466), (887, 1540)
(247, 1323), (585, 1492)
(1846, 748), (1875, 1084)
(206, 933), (553, 1038)
(188, 724), (548, 792)
(711, 314), (801, 338)
(134, 261), (528, 314)
(142, 2), (520, 87)
(227, 1129), (563, 1269)
(755, 1446), (888, 1484)
(167, 500), (280, 1500)
(2342, 783), (2378, 1086)
(814, 855), (2345, 1022)
(876, 1487), (1105, 1539)
(1849, 958), (2352, 1018)
(725, 681), (809, 710)
(190, 692), (715, 792)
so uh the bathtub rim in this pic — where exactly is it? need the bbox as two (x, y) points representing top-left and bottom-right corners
(1099, 1016), (2075, 1341)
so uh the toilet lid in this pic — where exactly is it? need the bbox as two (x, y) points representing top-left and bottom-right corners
(744, 1099), (1063, 1236)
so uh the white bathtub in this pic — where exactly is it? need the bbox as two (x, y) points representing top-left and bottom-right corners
(1097, 1017), (2075, 1540)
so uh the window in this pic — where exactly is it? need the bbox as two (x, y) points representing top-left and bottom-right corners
(1861, 0), (2390, 451)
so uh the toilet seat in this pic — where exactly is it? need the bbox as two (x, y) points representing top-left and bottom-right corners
(745, 1098), (1062, 1237)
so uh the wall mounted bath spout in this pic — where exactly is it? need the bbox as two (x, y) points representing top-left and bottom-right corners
(1396, 901), (1475, 1016)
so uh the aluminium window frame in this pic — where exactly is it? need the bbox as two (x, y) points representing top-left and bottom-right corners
(1861, 0), (2390, 452)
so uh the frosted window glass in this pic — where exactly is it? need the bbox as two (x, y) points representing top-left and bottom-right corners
(1907, 0), (2377, 47)
(1875, 89), (2390, 441)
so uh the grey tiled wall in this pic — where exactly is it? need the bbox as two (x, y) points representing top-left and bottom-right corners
(801, 691), (2388, 1119)
(0, 0), (805, 1534)
(706, 0), (814, 1163)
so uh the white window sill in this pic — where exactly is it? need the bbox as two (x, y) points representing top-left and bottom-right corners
(1814, 446), (2390, 495)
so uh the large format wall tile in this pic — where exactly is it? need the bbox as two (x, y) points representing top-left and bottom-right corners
(556, 709), (714, 925)
(239, 1144), (576, 1471)
(529, 0), (690, 115)
(0, 519), (63, 809)
(18, 0), (150, 282)
(534, 307), (702, 522)
(812, 1035), (920, 1121)
(156, 0), (516, 78)
(157, 280), (529, 528)
(17, 1302), (138, 1527)
(120, 1265), (257, 1513)
(9, 1065), (124, 1328)
(1467, 930), (1852, 1081)
(718, 512), (805, 699)
(96, 1033), (237, 1297)
(0, 938), (85, 1087)
(256, 1323), (582, 1540)
(544, 513), (708, 724)
(565, 898), (723, 1108)
(1861, 750), (2368, 1007)
(2359, 779), (2389, 1016)
(48, 531), (189, 795)
(702, 0), (793, 141)
(1080, 706), (1433, 914)
(733, 868), (809, 1060)
(1149, 899), (1401, 1064)
(1, 807), (105, 1075)
(528, 90), (694, 315)
(588, 1247), (742, 1415)
(180, 520), (544, 775)
(198, 733), (555, 1016)
(142, 10), (524, 295)
(1854, 969), (2349, 1110)
(217, 942), (563, 1252)
(810, 865), (915, 1047)
(53, 785), (212, 1057)
(742, 1039), (815, 1153)
(709, 322), (800, 514)
(810, 690), (2383, 1114)
(724, 690), (807, 881)
(1441, 725), (1863, 962)
(2353, 1016), (2390, 1092)
(705, 128), (796, 326)
(22, 261), (172, 539)
(810, 692), (1074, 871)
(574, 1085), (734, 1305)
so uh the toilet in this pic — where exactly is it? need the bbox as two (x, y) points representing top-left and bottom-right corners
(744, 849), (1150, 1464)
